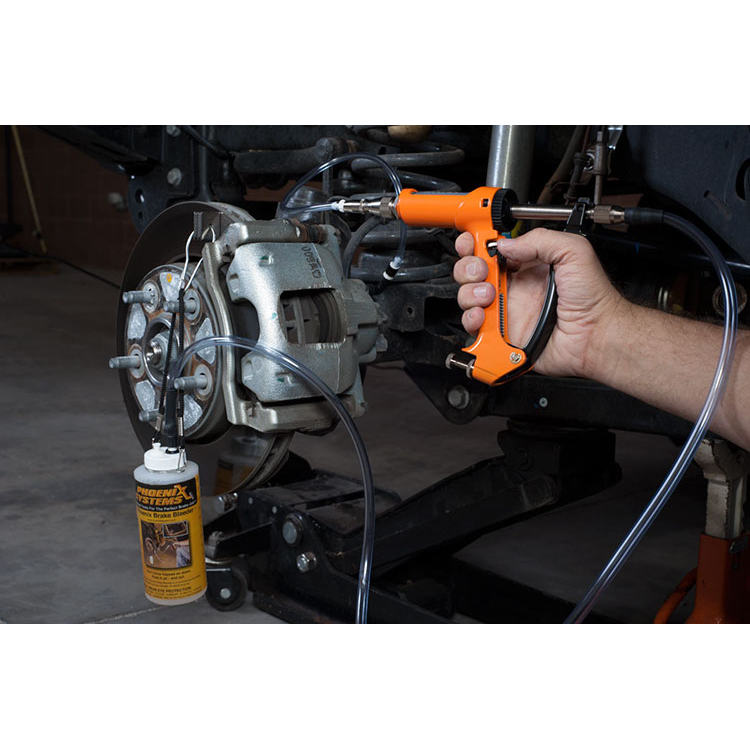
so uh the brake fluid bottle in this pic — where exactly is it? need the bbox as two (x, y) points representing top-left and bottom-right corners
(133, 443), (207, 605)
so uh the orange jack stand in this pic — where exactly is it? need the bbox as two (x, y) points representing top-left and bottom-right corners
(655, 438), (750, 624)
(687, 532), (750, 623)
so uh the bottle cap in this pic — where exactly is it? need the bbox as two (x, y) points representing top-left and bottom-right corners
(144, 442), (183, 472)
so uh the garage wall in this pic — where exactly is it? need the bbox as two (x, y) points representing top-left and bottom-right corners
(0, 126), (139, 272)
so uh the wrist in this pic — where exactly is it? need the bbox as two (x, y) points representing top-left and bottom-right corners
(581, 294), (637, 384)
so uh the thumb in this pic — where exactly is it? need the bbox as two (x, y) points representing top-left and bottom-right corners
(498, 227), (590, 268)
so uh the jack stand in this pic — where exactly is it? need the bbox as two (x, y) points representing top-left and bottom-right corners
(688, 439), (750, 623)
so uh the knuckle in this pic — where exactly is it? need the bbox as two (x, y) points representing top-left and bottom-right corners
(455, 233), (474, 255)
(454, 256), (485, 283)
(453, 263), (468, 284)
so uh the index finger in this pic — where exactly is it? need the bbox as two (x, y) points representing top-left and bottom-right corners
(455, 232), (474, 257)
(455, 230), (523, 271)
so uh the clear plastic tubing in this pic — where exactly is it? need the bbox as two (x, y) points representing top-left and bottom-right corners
(565, 211), (739, 623)
(278, 152), (408, 272)
(172, 335), (376, 624)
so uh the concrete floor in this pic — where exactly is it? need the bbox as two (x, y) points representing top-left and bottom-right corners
(0, 262), (707, 624)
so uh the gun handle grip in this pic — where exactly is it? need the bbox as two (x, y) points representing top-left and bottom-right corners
(461, 227), (526, 385)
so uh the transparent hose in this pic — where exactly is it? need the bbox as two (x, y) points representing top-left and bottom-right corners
(278, 152), (408, 275)
(278, 152), (403, 215)
(565, 211), (739, 623)
(171, 335), (376, 625)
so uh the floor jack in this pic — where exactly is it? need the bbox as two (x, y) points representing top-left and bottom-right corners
(203, 421), (621, 624)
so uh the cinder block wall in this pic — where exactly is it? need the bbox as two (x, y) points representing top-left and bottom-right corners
(0, 126), (139, 272)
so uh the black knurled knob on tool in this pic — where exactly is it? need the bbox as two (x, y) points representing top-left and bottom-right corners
(490, 188), (518, 233)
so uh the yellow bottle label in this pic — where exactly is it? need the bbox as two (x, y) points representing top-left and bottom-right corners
(135, 475), (207, 602)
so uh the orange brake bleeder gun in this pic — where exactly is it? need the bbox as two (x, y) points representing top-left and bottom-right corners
(338, 187), (593, 386)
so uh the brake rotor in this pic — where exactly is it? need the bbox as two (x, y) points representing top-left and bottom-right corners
(116, 201), (293, 498)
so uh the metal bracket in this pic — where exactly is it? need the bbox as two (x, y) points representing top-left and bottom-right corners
(694, 438), (750, 540)
(563, 199), (591, 235)
(583, 126), (623, 171)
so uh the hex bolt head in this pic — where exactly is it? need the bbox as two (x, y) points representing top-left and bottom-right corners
(447, 385), (471, 410)
(282, 517), (303, 547)
(167, 167), (183, 187)
(296, 552), (317, 573)
(214, 493), (238, 513)
(145, 339), (163, 367)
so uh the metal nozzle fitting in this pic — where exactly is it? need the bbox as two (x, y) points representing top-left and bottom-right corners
(509, 203), (627, 226)
(337, 197), (397, 219)
(590, 205), (626, 225)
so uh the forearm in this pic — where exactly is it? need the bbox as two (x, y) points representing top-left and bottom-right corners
(586, 300), (750, 451)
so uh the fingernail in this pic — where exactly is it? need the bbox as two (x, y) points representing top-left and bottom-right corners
(467, 261), (480, 278)
(473, 284), (490, 301)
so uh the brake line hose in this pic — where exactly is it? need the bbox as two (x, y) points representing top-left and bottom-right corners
(278, 152), (403, 217)
(278, 152), (409, 280)
(565, 208), (739, 623)
(342, 215), (382, 277)
(171, 335), (376, 624)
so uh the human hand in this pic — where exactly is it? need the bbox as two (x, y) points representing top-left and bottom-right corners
(453, 228), (625, 379)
